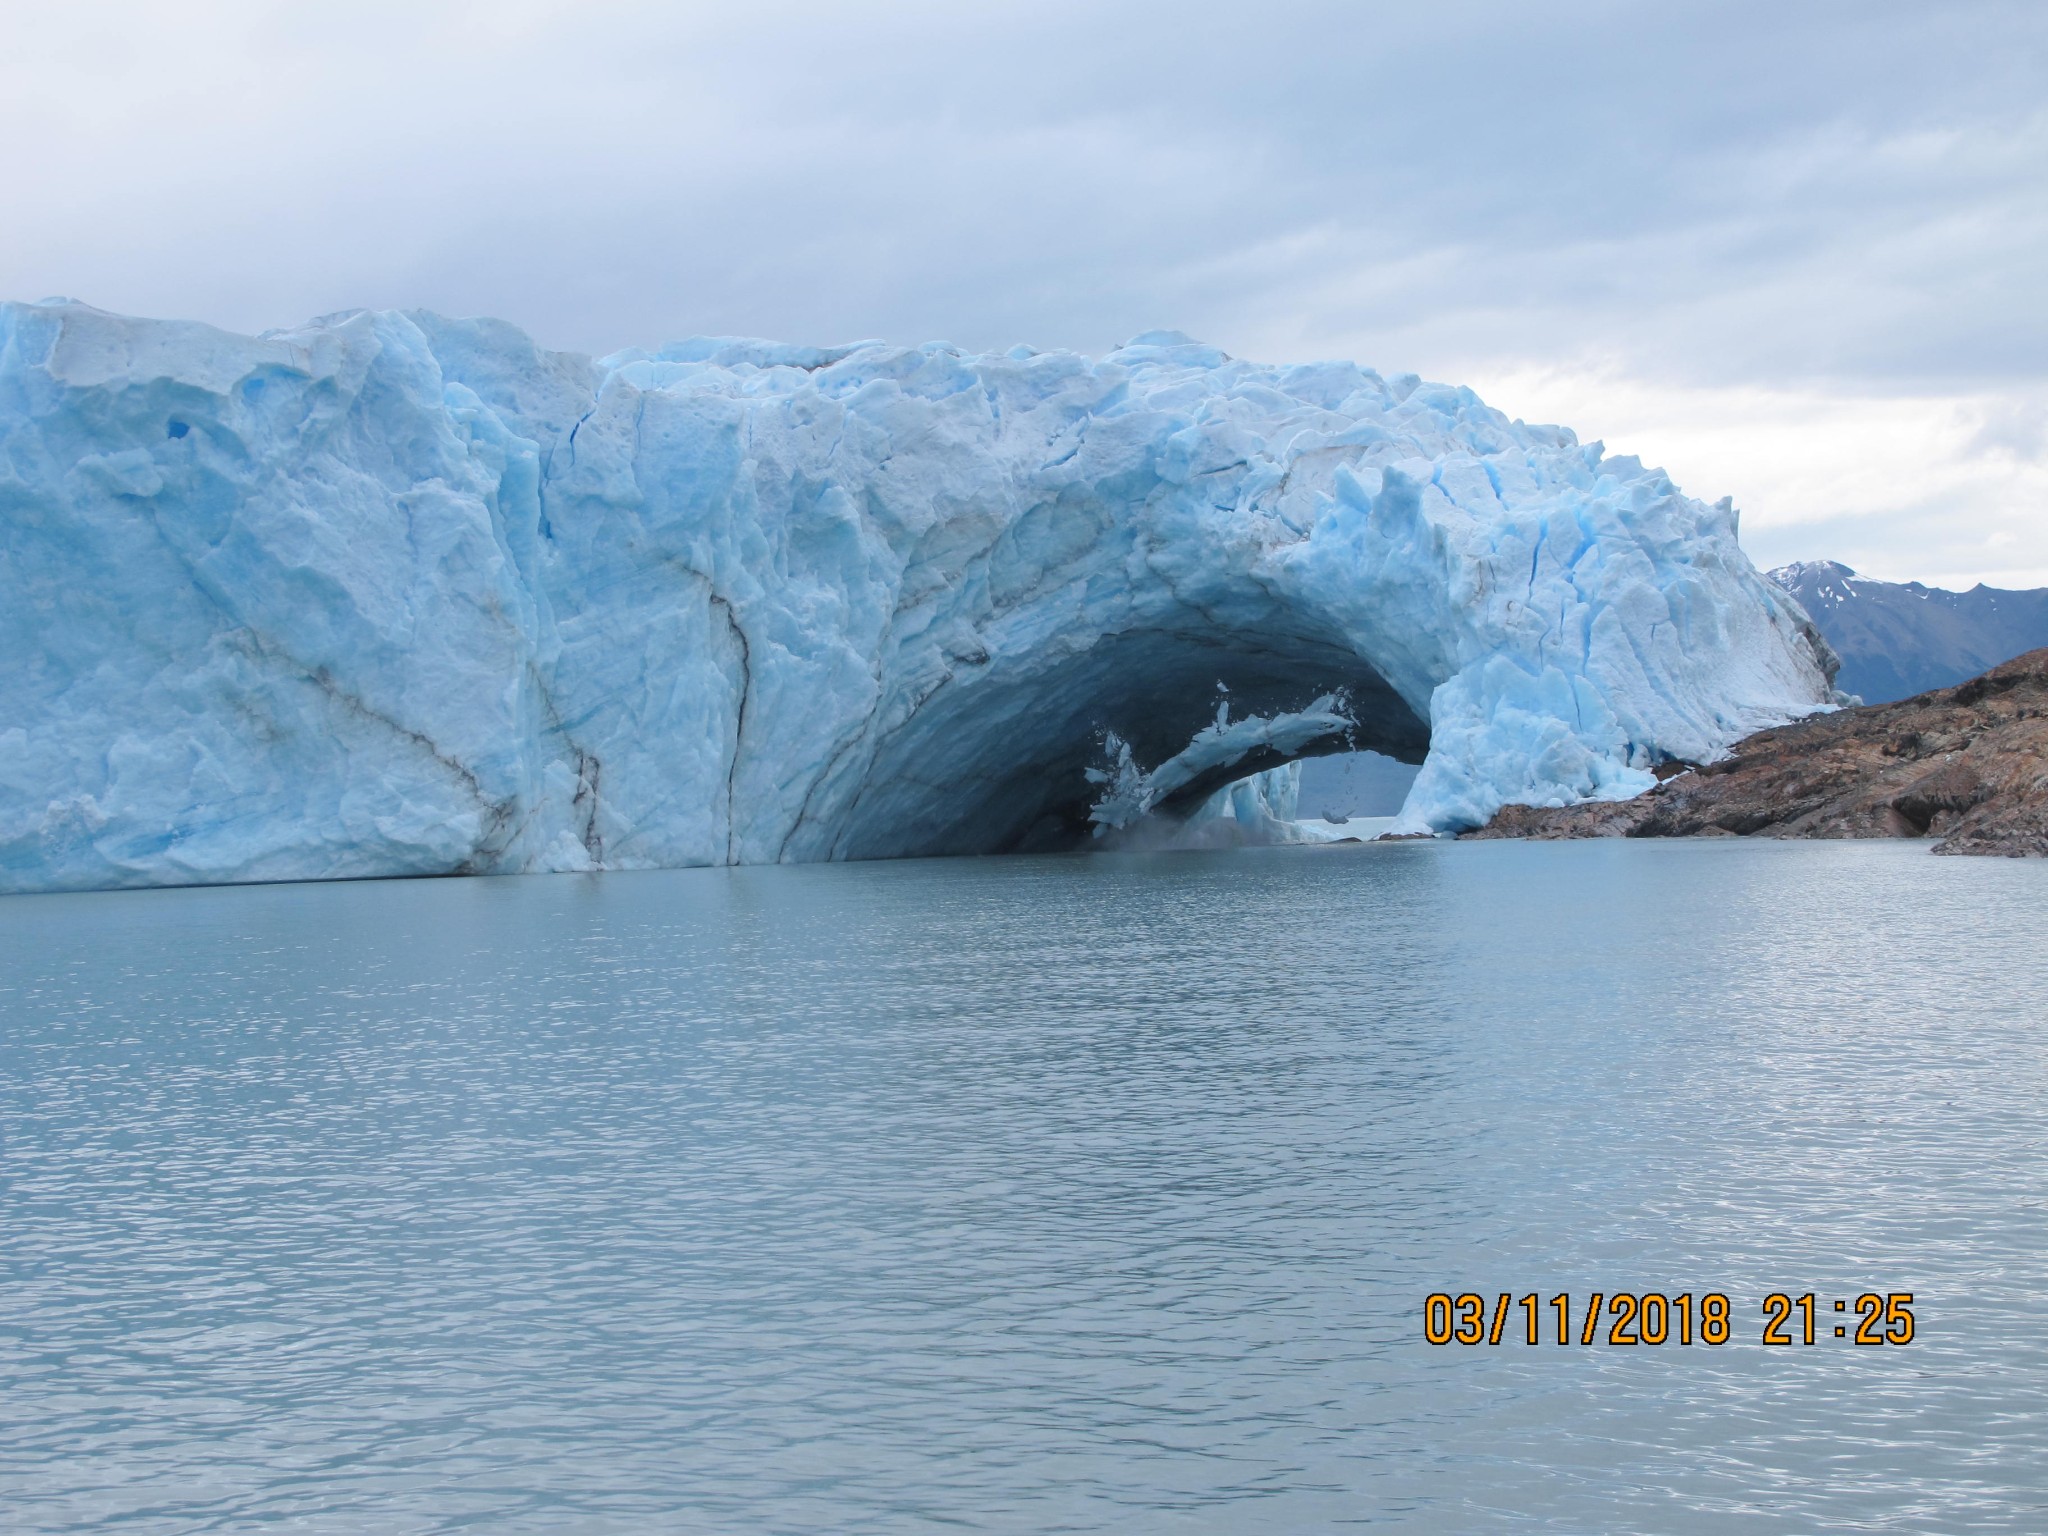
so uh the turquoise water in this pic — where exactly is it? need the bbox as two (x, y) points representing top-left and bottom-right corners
(3, 840), (2045, 1533)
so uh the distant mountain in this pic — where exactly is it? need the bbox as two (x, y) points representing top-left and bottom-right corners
(1767, 561), (2048, 705)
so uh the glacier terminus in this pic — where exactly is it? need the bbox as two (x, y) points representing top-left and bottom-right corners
(0, 301), (1836, 894)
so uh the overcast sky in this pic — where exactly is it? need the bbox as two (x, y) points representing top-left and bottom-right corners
(5, 0), (2043, 585)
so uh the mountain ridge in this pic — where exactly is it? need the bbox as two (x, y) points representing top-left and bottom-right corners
(1768, 560), (2048, 704)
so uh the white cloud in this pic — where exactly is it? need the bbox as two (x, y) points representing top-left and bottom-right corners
(1469, 365), (2048, 590)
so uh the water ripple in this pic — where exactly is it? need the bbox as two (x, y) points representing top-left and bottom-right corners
(3, 840), (2044, 1531)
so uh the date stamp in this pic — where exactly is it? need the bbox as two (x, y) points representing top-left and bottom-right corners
(1423, 1292), (1916, 1346)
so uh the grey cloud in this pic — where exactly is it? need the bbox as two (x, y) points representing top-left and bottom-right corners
(6, 0), (2040, 385)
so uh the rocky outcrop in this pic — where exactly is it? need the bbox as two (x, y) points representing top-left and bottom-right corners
(1465, 648), (2048, 856)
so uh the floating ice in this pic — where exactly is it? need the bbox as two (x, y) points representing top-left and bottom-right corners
(0, 301), (1834, 893)
(1096, 762), (1325, 852)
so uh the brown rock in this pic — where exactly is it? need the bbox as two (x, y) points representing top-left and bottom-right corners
(1463, 648), (2048, 856)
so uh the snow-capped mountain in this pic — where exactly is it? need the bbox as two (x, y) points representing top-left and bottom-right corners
(1768, 561), (2048, 704)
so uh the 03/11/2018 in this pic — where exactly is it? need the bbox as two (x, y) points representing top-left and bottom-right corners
(1423, 1292), (1916, 1347)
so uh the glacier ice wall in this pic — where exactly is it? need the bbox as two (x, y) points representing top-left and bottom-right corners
(0, 301), (1833, 893)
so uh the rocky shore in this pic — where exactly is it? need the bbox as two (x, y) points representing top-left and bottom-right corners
(1464, 648), (2048, 856)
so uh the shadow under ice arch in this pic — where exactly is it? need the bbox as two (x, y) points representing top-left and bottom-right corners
(0, 303), (1833, 893)
(813, 619), (1432, 861)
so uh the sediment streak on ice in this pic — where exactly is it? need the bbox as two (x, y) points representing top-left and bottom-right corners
(0, 305), (1834, 893)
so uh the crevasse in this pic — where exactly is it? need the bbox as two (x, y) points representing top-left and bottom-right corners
(0, 303), (1834, 893)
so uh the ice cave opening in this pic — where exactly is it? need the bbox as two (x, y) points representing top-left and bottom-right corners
(819, 623), (1430, 861)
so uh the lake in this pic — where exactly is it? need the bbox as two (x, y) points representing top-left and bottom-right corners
(3, 839), (2045, 1532)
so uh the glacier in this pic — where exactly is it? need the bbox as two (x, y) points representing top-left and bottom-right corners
(0, 300), (1835, 894)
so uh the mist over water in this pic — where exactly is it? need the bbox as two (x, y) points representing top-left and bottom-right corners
(4, 840), (2045, 1532)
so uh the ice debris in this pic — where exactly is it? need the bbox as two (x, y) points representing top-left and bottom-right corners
(1087, 692), (1356, 833)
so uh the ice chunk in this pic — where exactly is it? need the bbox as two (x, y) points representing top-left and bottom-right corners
(1095, 763), (1322, 852)
(1087, 693), (1355, 832)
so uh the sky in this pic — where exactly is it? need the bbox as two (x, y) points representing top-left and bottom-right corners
(4, 0), (2043, 587)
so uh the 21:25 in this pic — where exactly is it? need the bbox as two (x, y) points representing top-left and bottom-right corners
(1762, 1292), (1914, 1345)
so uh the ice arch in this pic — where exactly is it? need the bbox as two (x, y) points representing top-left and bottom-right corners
(0, 303), (1833, 893)
(822, 626), (1430, 860)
